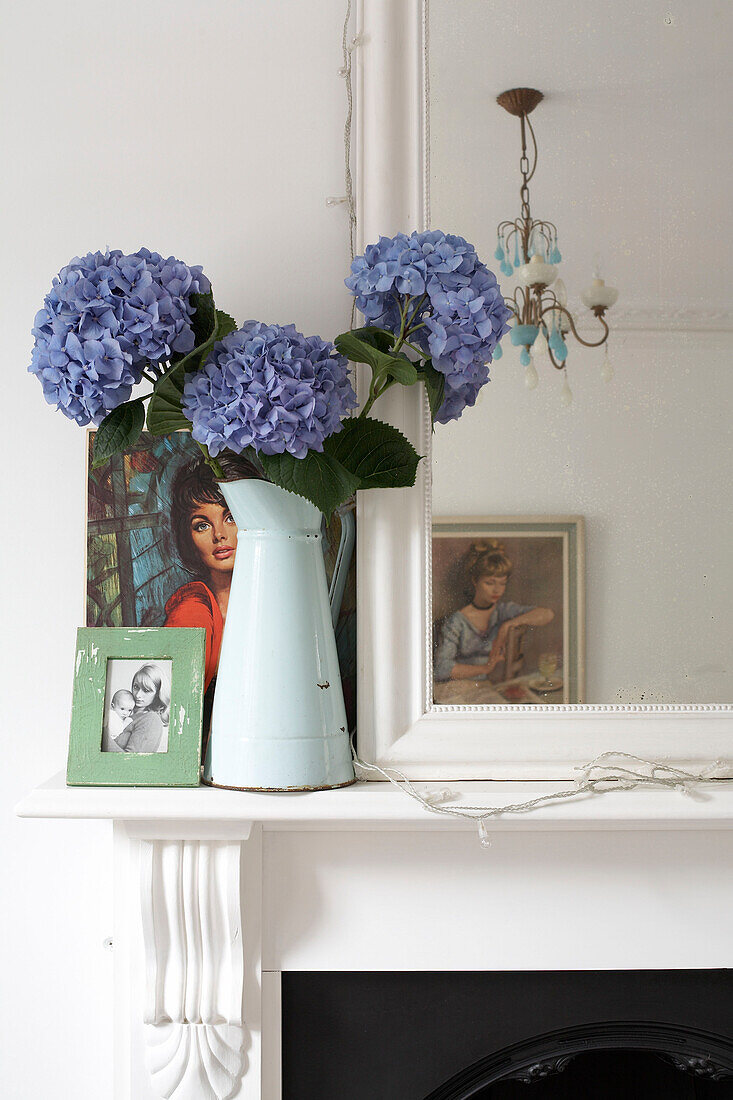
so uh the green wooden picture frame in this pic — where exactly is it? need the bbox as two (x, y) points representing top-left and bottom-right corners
(67, 627), (206, 787)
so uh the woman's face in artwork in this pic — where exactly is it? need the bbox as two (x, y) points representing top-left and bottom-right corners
(472, 571), (508, 608)
(132, 678), (157, 710)
(189, 501), (238, 578)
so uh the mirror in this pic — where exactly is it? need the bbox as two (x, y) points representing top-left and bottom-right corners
(428, 0), (732, 706)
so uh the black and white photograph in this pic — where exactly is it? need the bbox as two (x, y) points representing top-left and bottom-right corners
(101, 658), (172, 754)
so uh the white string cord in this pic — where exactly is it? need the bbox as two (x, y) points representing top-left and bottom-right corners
(337, 0), (359, 264)
(351, 745), (730, 846)
(331, 0), (362, 328)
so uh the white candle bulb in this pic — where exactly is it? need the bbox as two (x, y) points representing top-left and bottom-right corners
(533, 328), (548, 358)
(525, 360), (539, 390)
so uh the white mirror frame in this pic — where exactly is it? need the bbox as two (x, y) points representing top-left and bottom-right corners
(354, 0), (732, 779)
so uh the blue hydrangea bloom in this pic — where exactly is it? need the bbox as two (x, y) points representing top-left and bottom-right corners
(181, 321), (357, 460)
(435, 374), (487, 425)
(345, 230), (511, 422)
(29, 248), (210, 425)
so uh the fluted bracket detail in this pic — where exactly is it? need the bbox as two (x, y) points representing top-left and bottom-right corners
(140, 840), (247, 1100)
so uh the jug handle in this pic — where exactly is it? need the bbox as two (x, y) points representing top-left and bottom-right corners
(327, 505), (356, 627)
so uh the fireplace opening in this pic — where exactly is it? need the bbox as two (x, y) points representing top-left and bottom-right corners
(424, 1023), (733, 1098)
(281, 970), (733, 1099)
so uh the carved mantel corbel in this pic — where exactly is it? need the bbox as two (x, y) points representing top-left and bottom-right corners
(139, 838), (248, 1100)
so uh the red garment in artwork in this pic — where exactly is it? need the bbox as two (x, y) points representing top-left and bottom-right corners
(164, 582), (223, 691)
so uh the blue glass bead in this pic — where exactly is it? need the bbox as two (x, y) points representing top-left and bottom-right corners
(548, 327), (567, 362)
(550, 246), (562, 263)
(511, 324), (538, 346)
(493, 343), (503, 360)
(548, 329), (559, 357)
(520, 349), (531, 367)
(494, 243), (505, 261)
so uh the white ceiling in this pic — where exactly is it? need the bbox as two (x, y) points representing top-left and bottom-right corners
(428, 0), (733, 324)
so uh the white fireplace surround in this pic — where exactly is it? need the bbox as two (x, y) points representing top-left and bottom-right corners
(16, 776), (733, 1099)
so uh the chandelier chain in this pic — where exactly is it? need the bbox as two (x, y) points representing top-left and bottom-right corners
(496, 88), (614, 377)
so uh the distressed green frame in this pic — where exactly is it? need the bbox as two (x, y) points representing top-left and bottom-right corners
(67, 627), (206, 787)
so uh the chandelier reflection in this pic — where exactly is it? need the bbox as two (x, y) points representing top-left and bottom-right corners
(492, 88), (618, 404)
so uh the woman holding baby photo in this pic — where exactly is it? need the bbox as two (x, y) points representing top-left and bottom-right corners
(112, 664), (171, 753)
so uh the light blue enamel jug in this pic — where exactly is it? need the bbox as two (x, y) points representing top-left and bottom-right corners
(203, 479), (355, 791)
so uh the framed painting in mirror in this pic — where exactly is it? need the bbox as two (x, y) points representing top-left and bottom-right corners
(432, 517), (584, 707)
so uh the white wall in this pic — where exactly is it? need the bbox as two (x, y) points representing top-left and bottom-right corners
(0, 2), (351, 1095)
(432, 331), (733, 703)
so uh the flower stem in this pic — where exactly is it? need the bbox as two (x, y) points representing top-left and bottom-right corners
(391, 295), (411, 355)
(359, 375), (396, 419)
(359, 295), (428, 419)
(195, 439), (225, 479)
(404, 291), (427, 334)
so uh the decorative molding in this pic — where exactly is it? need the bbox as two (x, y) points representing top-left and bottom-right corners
(511, 1055), (575, 1084)
(577, 305), (733, 333)
(355, 0), (434, 770)
(140, 840), (246, 1100)
(146, 1023), (245, 1100)
(430, 703), (733, 715)
(665, 1054), (733, 1081)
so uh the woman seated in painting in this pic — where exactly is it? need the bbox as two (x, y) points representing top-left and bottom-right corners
(164, 454), (258, 691)
(433, 540), (554, 682)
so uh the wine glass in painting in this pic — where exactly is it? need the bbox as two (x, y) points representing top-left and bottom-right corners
(537, 652), (560, 690)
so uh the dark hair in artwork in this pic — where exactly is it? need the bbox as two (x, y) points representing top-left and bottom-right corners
(170, 454), (260, 577)
(461, 539), (513, 598)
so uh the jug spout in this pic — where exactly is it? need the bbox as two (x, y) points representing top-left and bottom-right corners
(219, 477), (321, 532)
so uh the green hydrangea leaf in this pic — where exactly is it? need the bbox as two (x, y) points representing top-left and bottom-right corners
(335, 330), (388, 369)
(147, 299), (238, 436)
(215, 308), (237, 340)
(383, 356), (418, 386)
(91, 399), (146, 469)
(343, 326), (395, 352)
(146, 368), (190, 435)
(324, 416), (421, 489)
(258, 449), (360, 518)
(415, 358), (446, 425)
(335, 331), (418, 390)
(189, 290), (217, 346)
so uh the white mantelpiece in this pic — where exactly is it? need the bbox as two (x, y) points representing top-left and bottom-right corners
(17, 776), (733, 1100)
(18, 773), (733, 831)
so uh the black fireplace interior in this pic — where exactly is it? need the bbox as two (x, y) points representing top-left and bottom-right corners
(282, 970), (733, 1099)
